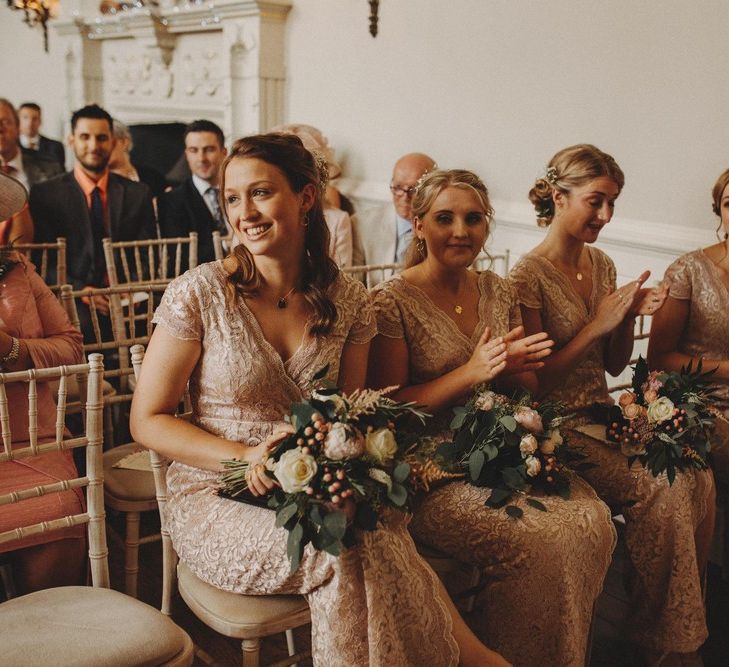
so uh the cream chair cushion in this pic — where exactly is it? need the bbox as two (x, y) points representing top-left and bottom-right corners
(177, 561), (310, 639)
(104, 443), (156, 502)
(0, 586), (193, 666)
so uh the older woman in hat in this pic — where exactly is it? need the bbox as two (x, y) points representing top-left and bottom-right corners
(0, 172), (85, 595)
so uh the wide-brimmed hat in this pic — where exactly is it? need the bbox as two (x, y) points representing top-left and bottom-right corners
(272, 124), (343, 180)
(0, 171), (28, 220)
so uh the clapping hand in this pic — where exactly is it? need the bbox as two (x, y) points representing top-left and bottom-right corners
(628, 279), (669, 317)
(502, 325), (554, 375)
(465, 327), (508, 386)
(592, 271), (650, 336)
(246, 425), (295, 497)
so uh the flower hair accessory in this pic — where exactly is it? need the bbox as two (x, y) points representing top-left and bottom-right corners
(413, 162), (439, 196)
(544, 166), (559, 186)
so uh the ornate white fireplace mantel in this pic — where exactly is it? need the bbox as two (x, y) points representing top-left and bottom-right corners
(53, 0), (291, 140)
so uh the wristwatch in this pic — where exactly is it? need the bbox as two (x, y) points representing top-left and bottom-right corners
(1, 337), (19, 369)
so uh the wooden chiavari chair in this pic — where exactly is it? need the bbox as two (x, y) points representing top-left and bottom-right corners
(0, 353), (194, 666)
(471, 249), (511, 277)
(212, 230), (234, 261)
(341, 262), (402, 288)
(11, 237), (67, 292)
(60, 283), (169, 599)
(131, 345), (311, 667)
(102, 233), (198, 286)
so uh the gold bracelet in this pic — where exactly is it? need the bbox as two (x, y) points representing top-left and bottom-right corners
(1, 337), (19, 368)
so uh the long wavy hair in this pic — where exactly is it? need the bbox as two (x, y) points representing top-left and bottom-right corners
(404, 169), (494, 268)
(219, 133), (338, 335)
(711, 167), (729, 241)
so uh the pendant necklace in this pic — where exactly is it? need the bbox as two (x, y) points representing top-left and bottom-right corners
(277, 287), (297, 309)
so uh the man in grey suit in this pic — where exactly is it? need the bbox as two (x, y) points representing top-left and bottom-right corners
(19, 102), (66, 166)
(353, 152), (436, 268)
(29, 104), (155, 291)
(0, 98), (62, 190)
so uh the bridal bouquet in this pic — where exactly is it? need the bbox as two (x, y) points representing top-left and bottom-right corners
(219, 372), (428, 571)
(437, 389), (584, 517)
(604, 357), (715, 484)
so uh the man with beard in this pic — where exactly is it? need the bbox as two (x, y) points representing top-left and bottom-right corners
(29, 104), (156, 293)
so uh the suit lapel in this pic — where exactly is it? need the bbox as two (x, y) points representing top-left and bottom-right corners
(187, 178), (215, 231)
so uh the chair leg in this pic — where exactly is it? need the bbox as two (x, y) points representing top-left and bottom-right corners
(285, 628), (297, 667)
(124, 511), (141, 598)
(723, 502), (729, 582)
(0, 561), (16, 600)
(242, 638), (261, 667)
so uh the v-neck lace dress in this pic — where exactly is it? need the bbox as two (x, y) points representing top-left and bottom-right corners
(664, 249), (729, 483)
(152, 262), (459, 667)
(371, 270), (616, 667)
(510, 247), (713, 654)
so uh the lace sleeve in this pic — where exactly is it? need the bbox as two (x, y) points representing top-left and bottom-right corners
(338, 274), (377, 345)
(665, 254), (691, 300)
(509, 258), (543, 310)
(153, 271), (204, 341)
(371, 282), (405, 339)
(508, 281), (523, 329)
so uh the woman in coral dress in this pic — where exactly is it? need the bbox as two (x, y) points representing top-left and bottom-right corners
(130, 134), (507, 666)
(510, 144), (714, 665)
(369, 168), (617, 667)
(0, 172), (85, 594)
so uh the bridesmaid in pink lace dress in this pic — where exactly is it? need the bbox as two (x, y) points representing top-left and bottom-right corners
(510, 144), (714, 665)
(369, 169), (617, 667)
(648, 167), (729, 485)
(130, 135), (508, 667)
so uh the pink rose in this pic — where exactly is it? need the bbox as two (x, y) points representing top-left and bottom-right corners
(643, 389), (658, 404)
(618, 392), (636, 408)
(513, 407), (543, 434)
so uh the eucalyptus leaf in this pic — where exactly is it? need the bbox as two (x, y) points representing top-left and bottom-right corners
(312, 364), (330, 381)
(526, 497), (547, 512)
(505, 505), (524, 519)
(469, 450), (485, 481)
(485, 487), (511, 508)
(287, 522), (305, 573)
(323, 510), (347, 540)
(500, 415), (518, 432)
(393, 461), (410, 484)
(388, 482), (408, 506)
(275, 502), (299, 528)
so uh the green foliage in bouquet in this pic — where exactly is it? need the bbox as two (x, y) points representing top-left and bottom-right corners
(219, 367), (429, 572)
(605, 357), (716, 484)
(437, 389), (588, 518)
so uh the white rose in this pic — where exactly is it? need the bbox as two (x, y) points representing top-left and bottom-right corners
(475, 390), (496, 411)
(365, 428), (398, 463)
(323, 423), (365, 460)
(519, 433), (538, 458)
(313, 391), (347, 416)
(540, 428), (563, 454)
(274, 448), (318, 493)
(368, 468), (393, 490)
(646, 396), (675, 424)
(525, 455), (541, 478)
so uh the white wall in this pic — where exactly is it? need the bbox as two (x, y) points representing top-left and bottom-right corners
(285, 0), (729, 242)
(0, 10), (68, 144)
(2, 0), (727, 243)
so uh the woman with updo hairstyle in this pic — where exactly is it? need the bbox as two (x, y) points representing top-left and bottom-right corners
(510, 144), (714, 665)
(131, 134), (506, 666)
(369, 168), (617, 667)
(648, 166), (729, 500)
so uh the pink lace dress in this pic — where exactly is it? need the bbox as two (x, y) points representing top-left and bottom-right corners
(0, 255), (85, 552)
(510, 247), (714, 653)
(152, 263), (459, 667)
(371, 271), (616, 667)
(664, 249), (729, 482)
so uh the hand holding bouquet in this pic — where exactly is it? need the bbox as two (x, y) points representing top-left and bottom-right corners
(219, 372), (429, 571)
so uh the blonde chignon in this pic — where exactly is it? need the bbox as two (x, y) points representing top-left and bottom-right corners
(528, 144), (625, 227)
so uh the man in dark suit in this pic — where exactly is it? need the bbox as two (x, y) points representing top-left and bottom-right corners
(29, 104), (156, 293)
(18, 102), (66, 166)
(157, 119), (230, 267)
(0, 98), (63, 190)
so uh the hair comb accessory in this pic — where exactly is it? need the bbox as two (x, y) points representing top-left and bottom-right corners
(309, 149), (330, 194)
(413, 162), (439, 196)
(545, 166), (559, 186)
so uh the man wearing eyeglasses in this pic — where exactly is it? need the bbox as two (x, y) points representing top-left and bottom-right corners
(353, 152), (436, 269)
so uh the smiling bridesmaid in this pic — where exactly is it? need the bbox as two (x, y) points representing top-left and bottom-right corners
(510, 144), (714, 666)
